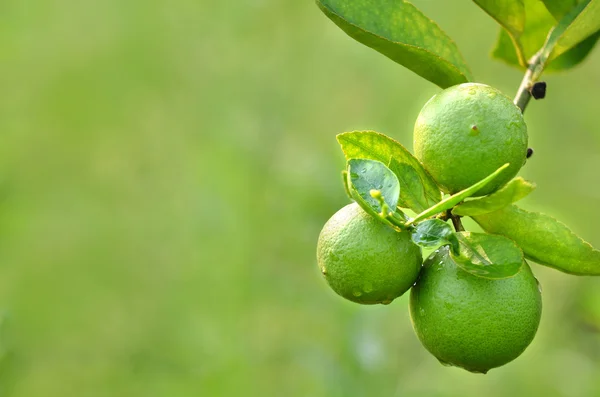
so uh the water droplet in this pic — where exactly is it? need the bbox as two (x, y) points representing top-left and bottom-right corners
(438, 359), (453, 367)
(353, 290), (363, 297)
(364, 282), (373, 293)
(381, 299), (393, 305)
(468, 88), (476, 95)
(535, 277), (543, 293)
(487, 92), (497, 99)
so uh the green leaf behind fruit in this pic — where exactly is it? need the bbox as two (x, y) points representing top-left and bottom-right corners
(316, 0), (472, 88)
(347, 158), (400, 217)
(337, 131), (441, 213)
(451, 232), (524, 279)
(453, 177), (535, 216)
(473, 205), (600, 275)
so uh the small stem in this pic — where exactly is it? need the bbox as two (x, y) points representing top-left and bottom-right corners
(451, 214), (465, 232)
(386, 212), (409, 230)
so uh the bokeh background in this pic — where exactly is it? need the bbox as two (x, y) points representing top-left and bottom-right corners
(1, 1), (600, 396)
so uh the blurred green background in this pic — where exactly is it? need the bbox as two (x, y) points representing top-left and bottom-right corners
(1, 1), (600, 396)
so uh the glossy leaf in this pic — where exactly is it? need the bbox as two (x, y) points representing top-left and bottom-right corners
(347, 159), (400, 215)
(316, 0), (472, 88)
(473, 205), (600, 275)
(407, 163), (510, 226)
(452, 177), (535, 216)
(451, 232), (524, 279)
(337, 131), (441, 213)
(545, 0), (600, 60)
(473, 0), (526, 64)
(411, 219), (459, 253)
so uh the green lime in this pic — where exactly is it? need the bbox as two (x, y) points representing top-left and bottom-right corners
(414, 83), (528, 196)
(409, 247), (542, 373)
(317, 203), (422, 305)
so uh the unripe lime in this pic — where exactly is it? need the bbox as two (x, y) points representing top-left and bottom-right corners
(410, 247), (542, 373)
(414, 83), (528, 196)
(317, 203), (422, 305)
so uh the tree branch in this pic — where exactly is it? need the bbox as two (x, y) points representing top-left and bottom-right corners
(514, 52), (546, 113)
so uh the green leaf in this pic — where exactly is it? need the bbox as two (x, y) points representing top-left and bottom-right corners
(316, 0), (472, 88)
(347, 158), (400, 216)
(337, 131), (441, 213)
(543, 0), (581, 20)
(473, 205), (600, 275)
(451, 232), (524, 279)
(491, 0), (556, 68)
(473, 0), (526, 64)
(341, 170), (353, 200)
(491, 0), (600, 70)
(452, 177), (535, 216)
(492, 29), (522, 66)
(411, 219), (459, 253)
(546, 30), (600, 70)
(408, 163), (510, 226)
(545, 0), (600, 60)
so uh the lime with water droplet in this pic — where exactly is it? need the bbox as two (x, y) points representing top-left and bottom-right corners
(317, 203), (423, 305)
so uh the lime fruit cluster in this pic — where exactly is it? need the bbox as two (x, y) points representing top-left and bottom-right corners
(414, 83), (528, 196)
(317, 203), (422, 304)
(317, 83), (541, 373)
(409, 247), (542, 373)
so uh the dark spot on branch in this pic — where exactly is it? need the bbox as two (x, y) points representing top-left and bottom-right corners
(530, 82), (546, 100)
